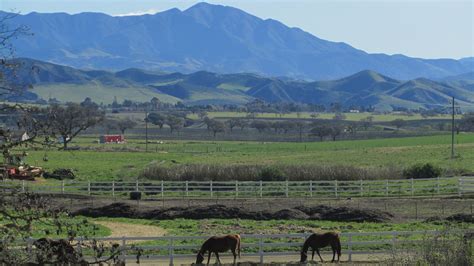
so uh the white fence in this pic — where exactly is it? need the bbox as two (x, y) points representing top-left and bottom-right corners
(3, 177), (474, 199)
(63, 230), (466, 265)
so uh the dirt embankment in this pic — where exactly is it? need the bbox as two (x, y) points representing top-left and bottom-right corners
(74, 203), (393, 223)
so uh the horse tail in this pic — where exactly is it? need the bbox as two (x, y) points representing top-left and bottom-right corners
(235, 234), (241, 258)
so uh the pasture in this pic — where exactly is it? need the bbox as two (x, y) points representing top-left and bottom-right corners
(20, 133), (474, 181)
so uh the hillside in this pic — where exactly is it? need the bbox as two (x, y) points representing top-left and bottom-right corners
(4, 3), (472, 80)
(9, 58), (474, 111)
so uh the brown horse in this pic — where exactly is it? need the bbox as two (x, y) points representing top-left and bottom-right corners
(300, 232), (341, 263)
(196, 234), (241, 265)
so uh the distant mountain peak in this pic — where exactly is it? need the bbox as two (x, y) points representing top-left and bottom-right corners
(6, 5), (472, 80)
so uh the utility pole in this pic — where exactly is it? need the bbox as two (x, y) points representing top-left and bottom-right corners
(451, 96), (455, 159)
(145, 108), (149, 152)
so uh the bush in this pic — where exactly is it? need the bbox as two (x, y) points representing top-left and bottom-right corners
(139, 163), (403, 181)
(403, 163), (442, 179)
(259, 167), (287, 181)
(385, 230), (472, 265)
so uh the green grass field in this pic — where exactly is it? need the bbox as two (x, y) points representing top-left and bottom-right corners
(19, 133), (474, 181)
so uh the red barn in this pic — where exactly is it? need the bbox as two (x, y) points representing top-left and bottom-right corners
(99, 135), (125, 144)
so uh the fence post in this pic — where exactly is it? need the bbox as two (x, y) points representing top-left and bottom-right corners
(161, 180), (164, 198)
(459, 178), (463, 197)
(112, 181), (115, 197)
(121, 236), (126, 264)
(285, 180), (289, 198)
(309, 181), (313, 197)
(259, 180), (263, 198)
(88, 181), (91, 196)
(185, 181), (189, 197)
(334, 180), (338, 198)
(26, 237), (32, 254)
(359, 180), (363, 197)
(436, 177), (440, 194)
(385, 180), (389, 197)
(235, 180), (239, 198)
(169, 238), (174, 266)
(258, 235), (264, 264)
(410, 178), (414, 196)
(61, 180), (65, 194)
(347, 234), (352, 262)
(135, 180), (139, 192)
(21, 180), (25, 192)
(210, 180), (213, 197)
(392, 231), (397, 253)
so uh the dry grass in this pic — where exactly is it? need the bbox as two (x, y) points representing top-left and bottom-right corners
(93, 221), (167, 242)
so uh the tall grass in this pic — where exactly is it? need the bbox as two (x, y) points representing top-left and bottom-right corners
(385, 230), (472, 266)
(139, 163), (403, 181)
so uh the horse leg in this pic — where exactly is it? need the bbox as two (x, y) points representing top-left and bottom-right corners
(316, 248), (324, 262)
(231, 248), (237, 264)
(311, 248), (315, 261)
(331, 246), (336, 262)
(207, 251), (212, 265)
(215, 252), (221, 264)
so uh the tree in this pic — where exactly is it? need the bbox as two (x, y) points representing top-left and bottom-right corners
(333, 112), (346, 121)
(150, 97), (160, 111)
(48, 103), (104, 149)
(251, 120), (270, 133)
(147, 112), (166, 129)
(459, 114), (474, 132)
(295, 121), (307, 142)
(310, 125), (331, 141)
(360, 116), (373, 130)
(116, 117), (137, 135)
(391, 118), (406, 130)
(0, 190), (141, 264)
(209, 119), (225, 138)
(102, 118), (118, 134)
(329, 125), (344, 141)
(166, 115), (184, 134)
(226, 118), (240, 132)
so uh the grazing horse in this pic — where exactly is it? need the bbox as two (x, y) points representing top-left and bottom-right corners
(300, 232), (341, 263)
(195, 234), (241, 265)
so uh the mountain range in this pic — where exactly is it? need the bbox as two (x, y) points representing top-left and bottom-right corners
(10, 58), (474, 111)
(4, 2), (473, 80)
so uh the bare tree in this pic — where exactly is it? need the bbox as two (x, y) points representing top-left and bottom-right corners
(310, 125), (331, 141)
(116, 117), (137, 135)
(147, 112), (166, 129)
(209, 119), (225, 138)
(391, 118), (406, 130)
(329, 125), (344, 141)
(166, 115), (184, 134)
(48, 103), (104, 149)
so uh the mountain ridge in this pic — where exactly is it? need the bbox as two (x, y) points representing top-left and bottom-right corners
(8, 57), (474, 111)
(4, 3), (473, 80)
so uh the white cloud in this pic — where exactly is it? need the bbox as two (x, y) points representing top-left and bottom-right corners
(113, 9), (160, 17)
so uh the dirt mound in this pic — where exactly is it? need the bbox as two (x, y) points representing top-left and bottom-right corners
(446, 214), (474, 223)
(295, 205), (393, 222)
(73, 203), (138, 218)
(272, 209), (309, 220)
(74, 203), (392, 222)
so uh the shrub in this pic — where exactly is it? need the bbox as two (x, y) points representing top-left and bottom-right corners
(403, 163), (442, 179)
(259, 167), (287, 181)
(385, 230), (472, 265)
(139, 163), (404, 181)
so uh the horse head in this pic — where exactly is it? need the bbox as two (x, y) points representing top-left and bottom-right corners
(195, 252), (205, 264)
(300, 251), (308, 262)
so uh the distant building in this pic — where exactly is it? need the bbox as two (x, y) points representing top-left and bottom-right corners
(349, 109), (360, 113)
(99, 135), (125, 144)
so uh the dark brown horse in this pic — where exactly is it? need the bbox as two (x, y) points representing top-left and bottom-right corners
(300, 232), (341, 263)
(196, 234), (241, 265)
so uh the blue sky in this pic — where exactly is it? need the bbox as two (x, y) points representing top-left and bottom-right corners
(1, 0), (472, 59)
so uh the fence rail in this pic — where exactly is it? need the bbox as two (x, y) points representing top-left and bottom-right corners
(29, 230), (469, 265)
(2, 177), (474, 199)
